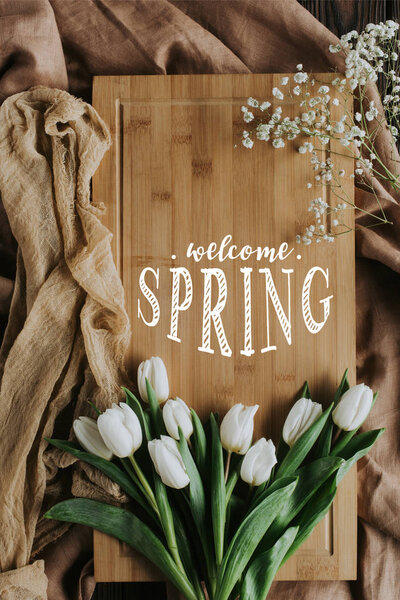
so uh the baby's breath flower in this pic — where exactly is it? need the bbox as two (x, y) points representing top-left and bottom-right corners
(294, 72), (308, 84)
(272, 138), (285, 149)
(272, 87), (284, 100)
(239, 20), (398, 245)
(243, 110), (254, 123)
(247, 97), (259, 108)
(260, 101), (271, 111)
(242, 137), (254, 149)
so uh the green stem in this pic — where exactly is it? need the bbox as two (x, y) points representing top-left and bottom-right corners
(224, 451), (232, 484)
(129, 455), (160, 517)
(166, 529), (186, 576)
(120, 458), (147, 498)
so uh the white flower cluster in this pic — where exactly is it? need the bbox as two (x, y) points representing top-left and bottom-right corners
(329, 21), (399, 84)
(240, 21), (399, 243)
(330, 20), (400, 134)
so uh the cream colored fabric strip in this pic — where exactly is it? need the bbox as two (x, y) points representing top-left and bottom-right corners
(0, 87), (130, 595)
(0, 560), (48, 600)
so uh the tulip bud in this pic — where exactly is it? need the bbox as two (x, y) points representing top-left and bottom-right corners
(220, 404), (259, 455)
(73, 416), (113, 461)
(148, 435), (190, 489)
(97, 402), (143, 458)
(138, 357), (169, 404)
(282, 397), (322, 447)
(332, 383), (373, 431)
(163, 397), (193, 440)
(240, 438), (277, 486)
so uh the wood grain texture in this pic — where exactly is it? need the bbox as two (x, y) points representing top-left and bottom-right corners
(92, 72), (356, 590)
(92, 0), (385, 596)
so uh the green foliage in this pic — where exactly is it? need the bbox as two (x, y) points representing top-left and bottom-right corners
(210, 414), (226, 566)
(262, 456), (343, 547)
(145, 379), (166, 437)
(45, 499), (197, 600)
(191, 408), (207, 476)
(241, 527), (299, 600)
(44, 438), (155, 523)
(122, 387), (152, 440)
(46, 371), (384, 600)
(314, 368), (349, 458)
(215, 479), (297, 600)
(334, 428), (385, 483)
(282, 473), (338, 564)
(276, 403), (333, 478)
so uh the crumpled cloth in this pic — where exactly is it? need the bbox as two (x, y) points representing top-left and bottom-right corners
(0, 86), (130, 596)
(0, 1), (399, 600)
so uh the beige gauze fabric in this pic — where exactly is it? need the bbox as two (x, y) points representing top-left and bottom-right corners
(0, 86), (130, 598)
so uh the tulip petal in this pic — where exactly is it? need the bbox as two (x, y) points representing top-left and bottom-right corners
(73, 417), (113, 461)
(148, 437), (189, 489)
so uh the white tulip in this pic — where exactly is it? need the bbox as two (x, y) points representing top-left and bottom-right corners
(332, 383), (373, 431)
(138, 357), (169, 404)
(220, 404), (259, 455)
(163, 397), (193, 440)
(97, 402), (142, 458)
(73, 416), (113, 461)
(148, 435), (190, 489)
(282, 397), (322, 447)
(240, 438), (277, 486)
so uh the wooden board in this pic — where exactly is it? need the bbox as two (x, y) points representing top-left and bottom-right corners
(92, 73), (356, 583)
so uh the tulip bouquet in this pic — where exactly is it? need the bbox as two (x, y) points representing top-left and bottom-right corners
(45, 358), (383, 600)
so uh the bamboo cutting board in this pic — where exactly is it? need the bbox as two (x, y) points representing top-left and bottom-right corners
(92, 74), (356, 584)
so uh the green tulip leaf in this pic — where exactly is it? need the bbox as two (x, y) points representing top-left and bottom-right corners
(334, 428), (385, 483)
(301, 380), (311, 399)
(215, 478), (297, 600)
(152, 472), (187, 576)
(145, 379), (166, 437)
(276, 403), (333, 478)
(241, 526), (299, 600)
(122, 387), (152, 441)
(178, 429), (207, 535)
(225, 456), (243, 507)
(87, 400), (102, 416)
(45, 498), (197, 600)
(191, 408), (208, 477)
(275, 437), (290, 466)
(282, 473), (337, 564)
(44, 438), (155, 523)
(259, 456), (343, 550)
(173, 510), (205, 600)
(314, 369), (349, 458)
(210, 413), (226, 566)
(178, 428), (216, 592)
(283, 429), (384, 564)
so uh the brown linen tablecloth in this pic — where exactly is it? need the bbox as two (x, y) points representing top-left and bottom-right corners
(0, 1), (399, 599)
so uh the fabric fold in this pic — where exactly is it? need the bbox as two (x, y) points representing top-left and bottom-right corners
(0, 86), (130, 594)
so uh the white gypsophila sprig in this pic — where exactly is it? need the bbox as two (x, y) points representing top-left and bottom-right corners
(240, 21), (399, 243)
